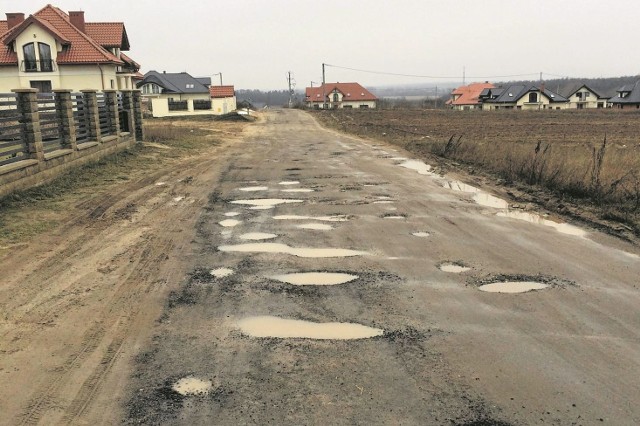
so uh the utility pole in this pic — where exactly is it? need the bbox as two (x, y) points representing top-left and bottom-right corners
(322, 63), (327, 109)
(463, 66), (466, 85)
(287, 71), (294, 108)
(435, 85), (438, 109)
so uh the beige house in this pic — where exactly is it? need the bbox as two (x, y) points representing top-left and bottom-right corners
(209, 85), (236, 114)
(480, 84), (569, 110)
(0, 5), (139, 93)
(305, 82), (378, 109)
(565, 85), (607, 109)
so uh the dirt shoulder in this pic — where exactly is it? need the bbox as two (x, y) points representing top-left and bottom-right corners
(0, 116), (257, 424)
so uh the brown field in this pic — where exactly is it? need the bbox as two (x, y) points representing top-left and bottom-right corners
(314, 108), (640, 235)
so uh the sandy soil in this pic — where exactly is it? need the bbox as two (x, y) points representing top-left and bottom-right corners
(2, 109), (639, 425)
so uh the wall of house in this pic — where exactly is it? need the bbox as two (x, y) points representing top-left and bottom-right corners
(59, 64), (118, 91)
(515, 92), (568, 110)
(149, 95), (232, 117)
(212, 96), (236, 114)
(568, 88), (605, 109)
(341, 100), (377, 109)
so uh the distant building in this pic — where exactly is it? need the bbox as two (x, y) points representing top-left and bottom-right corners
(480, 84), (568, 110)
(564, 84), (607, 109)
(608, 82), (640, 109)
(305, 82), (377, 109)
(138, 70), (213, 117)
(0, 4), (139, 92)
(209, 85), (236, 114)
(446, 82), (495, 110)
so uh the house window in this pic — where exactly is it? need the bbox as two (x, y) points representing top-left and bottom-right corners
(38, 43), (52, 72)
(23, 43), (37, 71)
(30, 80), (52, 93)
(528, 92), (538, 103)
(111, 79), (115, 89)
(333, 93), (339, 102)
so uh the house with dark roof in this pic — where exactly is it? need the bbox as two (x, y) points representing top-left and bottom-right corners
(564, 84), (608, 109)
(0, 5), (139, 92)
(446, 82), (495, 110)
(480, 84), (568, 110)
(138, 71), (236, 117)
(608, 82), (640, 109)
(305, 82), (377, 109)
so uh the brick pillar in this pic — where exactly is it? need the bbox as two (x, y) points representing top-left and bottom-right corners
(13, 88), (44, 162)
(53, 90), (77, 150)
(121, 90), (136, 138)
(102, 90), (121, 136)
(81, 90), (101, 142)
(132, 90), (144, 141)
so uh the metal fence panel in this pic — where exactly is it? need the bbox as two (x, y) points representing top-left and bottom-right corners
(0, 93), (28, 166)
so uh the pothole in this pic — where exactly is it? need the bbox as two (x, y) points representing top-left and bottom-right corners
(239, 186), (268, 191)
(473, 193), (509, 209)
(497, 210), (587, 237)
(412, 231), (431, 237)
(281, 188), (314, 193)
(172, 376), (213, 396)
(478, 281), (549, 293)
(273, 215), (348, 222)
(218, 243), (368, 258)
(271, 272), (358, 286)
(443, 180), (479, 193)
(219, 219), (241, 227)
(278, 181), (300, 185)
(438, 262), (471, 273)
(173, 196), (185, 202)
(296, 223), (333, 230)
(231, 199), (304, 209)
(224, 212), (241, 217)
(239, 232), (278, 240)
(399, 159), (434, 175)
(383, 214), (406, 220)
(237, 316), (383, 340)
(210, 267), (234, 278)
(373, 200), (394, 204)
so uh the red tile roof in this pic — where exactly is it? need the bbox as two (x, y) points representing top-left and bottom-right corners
(85, 22), (129, 49)
(0, 5), (124, 65)
(210, 85), (235, 98)
(119, 52), (139, 70)
(447, 82), (495, 106)
(305, 82), (377, 102)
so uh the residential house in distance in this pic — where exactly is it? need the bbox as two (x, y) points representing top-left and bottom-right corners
(0, 5), (139, 93)
(564, 84), (608, 109)
(480, 84), (568, 110)
(446, 82), (495, 110)
(209, 85), (236, 114)
(607, 82), (640, 109)
(305, 82), (378, 109)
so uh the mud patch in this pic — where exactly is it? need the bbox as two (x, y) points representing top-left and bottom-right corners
(497, 210), (587, 237)
(237, 316), (383, 340)
(210, 267), (234, 278)
(219, 219), (241, 227)
(296, 223), (333, 230)
(271, 272), (358, 286)
(438, 262), (471, 273)
(239, 232), (278, 240)
(238, 186), (268, 191)
(172, 376), (213, 396)
(218, 243), (368, 258)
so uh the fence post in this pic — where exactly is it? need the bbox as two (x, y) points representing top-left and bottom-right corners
(132, 90), (144, 141)
(121, 90), (136, 139)
(53, 89), (77, 150)
(81, 90), (101, 142)
(103, 90), (120, 136)
(13, 88), (44, 162)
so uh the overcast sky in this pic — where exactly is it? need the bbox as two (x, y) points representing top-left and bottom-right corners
(7, 1), (640, 90)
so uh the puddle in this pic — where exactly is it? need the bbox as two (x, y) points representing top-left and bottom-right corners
(399, 160), (434, 175)
(271, 272), (358, 286)
(373, 200), (394, 204)
(443, 180), (479, 193)
(376, 196), (392, 200)
(478, 281), (549, 293)
(173, 196), (185, 202)
(274, 215), (348, 222)
(496, 211), (587, 237)
(210, 267), (234, 278)
(155, 182), (167, 186)
(296, 223), (333, 230)
(237, 316), (383, 340)
(224, 212), (241, 217)
(172, 376), (213, 396)
(231, 199), (304, 208)
(239, 186), (268, 191)
(384, 216), (405, 220)
(279, 181), (300, 185)
(219, 219), (241, 227)
(239, 232), (278, 240)
(412, 232), (431, 237)
(281, 188), (314, 193)
(391, 157), (407, 161)
(218, 243), (367, 258)
(439, 262), (471, 273)
(473, 193), (509, 209)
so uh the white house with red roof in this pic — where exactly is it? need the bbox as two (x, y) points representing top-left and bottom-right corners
(446, 82), (495, 110)
(305, 82), (378, 109)
(0, 5), (139, 93)
(210, 85), (236, 114)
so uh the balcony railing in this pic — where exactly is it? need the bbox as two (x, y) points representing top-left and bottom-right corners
(21, 60), (56, 73)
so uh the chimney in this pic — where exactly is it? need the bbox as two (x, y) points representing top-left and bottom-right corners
(6, 13), (25, 29)
(69, 11), (85, 33)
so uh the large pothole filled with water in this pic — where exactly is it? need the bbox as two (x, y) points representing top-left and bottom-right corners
(237, 316), (383, 339)
(478, 281), (549, 293)
(218, 243), (368, 258)
(231, 199), (304, 209)
(172, 376), (213, 396)
(472, 274), (573, 294)
(438, 262), (471, 273)
(270, 272), (358, 286)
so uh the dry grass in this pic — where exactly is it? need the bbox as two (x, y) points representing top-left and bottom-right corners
(314, 109), (640, 233)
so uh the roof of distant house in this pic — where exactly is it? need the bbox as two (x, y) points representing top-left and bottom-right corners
(0, 4), (131, 65)
(447, 82), (495, 106)
(609, 81), (640, 104)
(138, 71), (211, 94)
(483, 84), (568, 103)
(210, 85), (235, 98)
(563, 84), (606, 99)
(305, 82), (378, 102)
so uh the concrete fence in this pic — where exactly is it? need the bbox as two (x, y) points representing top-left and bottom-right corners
(0, 89), (144, 197)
